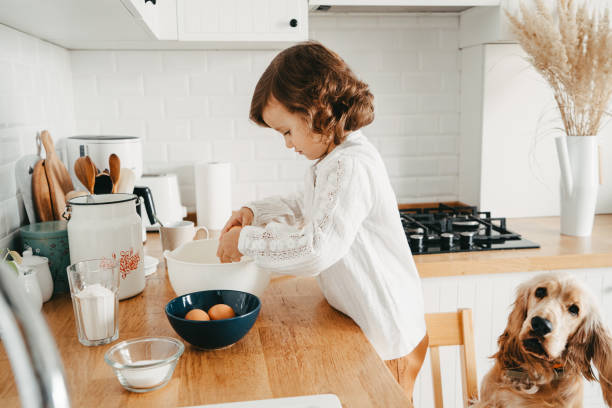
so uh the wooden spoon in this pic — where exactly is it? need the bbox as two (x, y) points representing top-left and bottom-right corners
(74, 157), (95, 194)
(84, 156), (97, 194)
(109, 154), (121, 193)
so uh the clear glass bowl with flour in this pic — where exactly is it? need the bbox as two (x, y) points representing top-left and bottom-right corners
(104, 337), (184, 393)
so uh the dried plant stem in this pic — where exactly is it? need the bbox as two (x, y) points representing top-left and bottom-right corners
(506, 0), (612, 136)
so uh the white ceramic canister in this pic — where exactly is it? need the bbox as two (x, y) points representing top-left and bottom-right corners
(18, 267), (43, 311)
(66, 194), (145, 300)
(21, 248), (53, 302)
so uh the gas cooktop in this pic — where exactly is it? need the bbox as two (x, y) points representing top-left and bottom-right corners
(400, 203), (540, 255)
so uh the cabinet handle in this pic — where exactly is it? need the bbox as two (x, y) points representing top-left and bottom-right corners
(290, 19), (298, 28)
(145, 0), (156, 4)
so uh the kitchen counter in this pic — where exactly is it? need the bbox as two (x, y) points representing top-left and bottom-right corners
(0, 233), (411, 408)
(414, 214), (612, 278)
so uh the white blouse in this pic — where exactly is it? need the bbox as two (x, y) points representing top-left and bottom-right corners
(238, 130), (426, 360)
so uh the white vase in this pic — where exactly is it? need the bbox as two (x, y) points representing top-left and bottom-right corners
(554, 135), (599, 236)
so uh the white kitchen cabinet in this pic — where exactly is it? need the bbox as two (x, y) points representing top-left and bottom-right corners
(122, 0), (178, 40)
(413, 267), (612, 407)
(177, 0), (308, 43)
(459, 0), (612, 48)
(459, 0), (517, 48)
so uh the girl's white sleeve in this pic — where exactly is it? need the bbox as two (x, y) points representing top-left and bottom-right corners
(238, 156), (373, 276)
(244, 190), (304, 227)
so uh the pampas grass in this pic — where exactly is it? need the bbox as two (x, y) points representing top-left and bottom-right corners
(506, 0), (612, 136)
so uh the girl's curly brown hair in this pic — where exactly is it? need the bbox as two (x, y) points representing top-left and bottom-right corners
(250, 41), (374, 145)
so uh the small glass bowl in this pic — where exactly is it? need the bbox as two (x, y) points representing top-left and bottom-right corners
(104, 337), (184, 393)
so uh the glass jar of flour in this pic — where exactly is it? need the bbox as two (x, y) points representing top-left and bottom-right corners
(65, 194), (145, 300)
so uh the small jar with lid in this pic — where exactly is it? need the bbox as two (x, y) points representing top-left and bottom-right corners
(21, 248), (54, 302)
(19, 220), (71, 294)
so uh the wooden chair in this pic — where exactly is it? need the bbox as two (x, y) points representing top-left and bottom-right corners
(425, 308), (478, 408)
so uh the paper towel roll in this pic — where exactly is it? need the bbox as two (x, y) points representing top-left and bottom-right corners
(195, 162), (232, 231)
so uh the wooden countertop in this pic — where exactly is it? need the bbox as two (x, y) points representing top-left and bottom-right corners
(414, 214), (612, 278)
(0, 234), (411, 408)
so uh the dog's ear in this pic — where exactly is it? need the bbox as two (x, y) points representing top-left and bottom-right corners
(565, 317), (597, 381)
(496, 282), (530, 367)
(590, 319), (612, 406)
(567, 311), (612, 405)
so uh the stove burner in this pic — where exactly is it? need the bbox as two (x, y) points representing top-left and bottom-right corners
(451, 218), (480, 232)
(409, 234), (424, 253)
(440, 233), (454, 250)
(401, 203), (539, 254)
(459, 231), (476, 249)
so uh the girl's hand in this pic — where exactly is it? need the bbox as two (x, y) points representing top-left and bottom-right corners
(216, 226), (243, 263)
(220, 207), (254, 238)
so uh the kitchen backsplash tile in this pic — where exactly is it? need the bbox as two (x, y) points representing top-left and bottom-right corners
(98, 74), (144, 97)
(148, 119), (191, 141)
(0, 24), (75, 247)
(70, 51), (114, 75)
(212, 141), (254, 163)
(191, 118), (232, 140)
(189, 73), (232, 96)
(115, 51), (162, 73)
(161, 51), (206, 73)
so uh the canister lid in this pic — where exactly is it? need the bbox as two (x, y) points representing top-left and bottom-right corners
(68, 135), (140, 142)
(20, 220), (68, 238)
(21, 248), (49, 266)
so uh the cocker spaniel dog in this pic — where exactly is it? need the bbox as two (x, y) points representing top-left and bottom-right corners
(474, 273), (612, 408)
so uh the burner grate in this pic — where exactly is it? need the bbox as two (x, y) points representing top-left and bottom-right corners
(400, 203), (539, 254)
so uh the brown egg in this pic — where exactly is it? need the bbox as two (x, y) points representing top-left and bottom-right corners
(208, 304), (236, 320)
(185, 308), (210, 321)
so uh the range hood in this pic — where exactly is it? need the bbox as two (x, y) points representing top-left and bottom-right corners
(309, 0), (499, 13)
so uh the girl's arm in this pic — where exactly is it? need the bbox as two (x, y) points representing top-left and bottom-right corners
(244, 190), (304, 227)
(238, 156), (374, 276)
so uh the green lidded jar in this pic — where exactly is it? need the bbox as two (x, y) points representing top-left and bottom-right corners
(20, 221), (71, 294)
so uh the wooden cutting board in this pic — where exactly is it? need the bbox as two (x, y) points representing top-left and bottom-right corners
(40, 130), (74, 220)
(32, 159), (54, 222)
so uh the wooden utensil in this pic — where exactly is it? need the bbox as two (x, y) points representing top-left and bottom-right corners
(109, 154), (121, 193)
(74, 156), (96, 194)
(115, 168), (136, 194)
(85, 156), (97, 193)
(32, 159), (54, 222)
(40, 130), (74, 219)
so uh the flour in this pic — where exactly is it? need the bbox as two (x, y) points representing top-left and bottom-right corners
(75, 283), (116, 341)
(120, 360), (171, 388)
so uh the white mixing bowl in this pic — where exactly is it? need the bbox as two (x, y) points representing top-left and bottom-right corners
(164, 239), (270, 298)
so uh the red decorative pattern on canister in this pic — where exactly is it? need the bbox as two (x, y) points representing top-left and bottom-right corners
(118, 249), (140, 279)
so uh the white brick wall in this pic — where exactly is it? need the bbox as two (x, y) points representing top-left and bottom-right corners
(70, 14), (460, 211)
(0, 14), (461, 244)
(0, 24), (75, 247)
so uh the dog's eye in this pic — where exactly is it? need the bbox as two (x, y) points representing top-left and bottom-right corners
(535, 287), (547, 298)
(568, 304), (579, 316)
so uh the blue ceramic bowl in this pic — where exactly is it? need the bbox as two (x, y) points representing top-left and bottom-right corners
(165, 290), (261, 349)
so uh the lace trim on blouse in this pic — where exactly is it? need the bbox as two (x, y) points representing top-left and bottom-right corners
(241, 158), (347, 265)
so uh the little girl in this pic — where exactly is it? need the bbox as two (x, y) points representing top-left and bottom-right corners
(216, 41), (428, 397)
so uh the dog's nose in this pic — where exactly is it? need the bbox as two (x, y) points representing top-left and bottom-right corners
(531, 316), (553, 336)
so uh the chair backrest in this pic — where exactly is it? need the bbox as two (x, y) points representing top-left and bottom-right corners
(425, 308), (478, 408)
